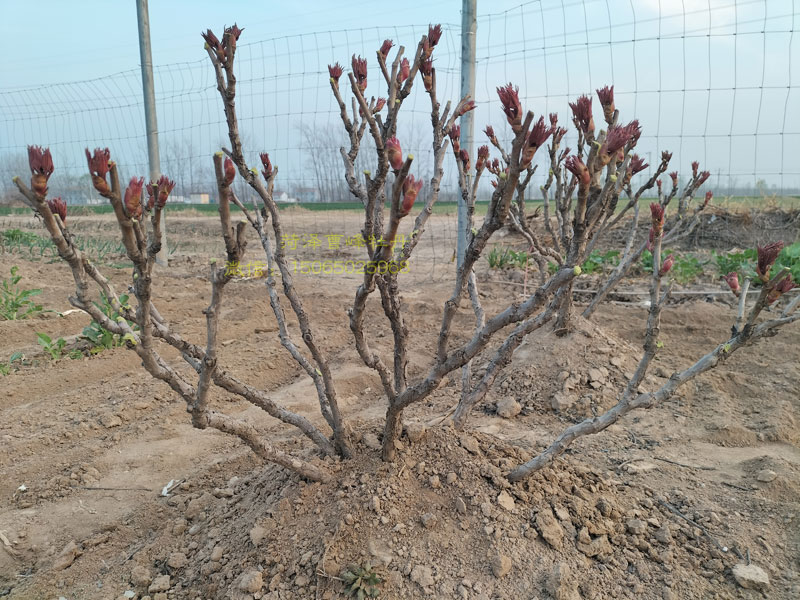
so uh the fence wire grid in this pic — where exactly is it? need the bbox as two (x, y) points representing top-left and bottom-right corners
(2, 0), (799, 213)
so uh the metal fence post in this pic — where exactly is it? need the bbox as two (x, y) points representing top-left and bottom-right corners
(136, 0), (167, 265)
(457, 0), (477, 270)
(456, 0), (477, 267)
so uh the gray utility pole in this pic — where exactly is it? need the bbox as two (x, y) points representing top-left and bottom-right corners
(458, 0), (477, 270)
(136, 0), (167, 265)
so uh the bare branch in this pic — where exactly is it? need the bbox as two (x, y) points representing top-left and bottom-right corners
(508, 306), (800, 481)
(206, 34), (351, 457)
(204, 411), (329, 482)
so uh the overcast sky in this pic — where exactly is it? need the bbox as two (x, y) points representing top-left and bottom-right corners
(2, 0), (798, 196)
(2, 0), (464, 87)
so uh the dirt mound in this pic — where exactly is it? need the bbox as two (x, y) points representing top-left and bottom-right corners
(686, 208), (800, 250)
(600, 207), (800, 252)
(491, 315), (641, 421)
(65, 426), (782, 600)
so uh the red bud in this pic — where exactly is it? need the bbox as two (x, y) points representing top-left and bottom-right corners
(154, 175), (174, 208)
(724, 272), (740, 296)
(497, 83), (522, 131)
(401, 175), (423, 216)
(767, 274), (795, 304)
(28, 145), (54, 197)
(476, 145), (489, 172)
(328, 62), (343, 84)
(260, 153), (273, 180)
(659, 254), (675, 277)
(352, 55), (368, 92)
(386, 137), (403, 171)
(448, 125), (461, 154)
(379, 39), (394, 61)
(650, 202), (665, 234)
(397, 58), (410, 84)
(419, 58), (433, 92)
(568, 95), (594, 136)
(459, 148), (471, 171)
(47, 197), (67, 224)
(596, 85), (615, 122)
(456, 99), (476, 117)
(565, 155), (590, 188)
(756, 242), (784, 281)
(86, 147), (111, 196)
(224, 157), (236, 185)
(124, 177), (145, 220)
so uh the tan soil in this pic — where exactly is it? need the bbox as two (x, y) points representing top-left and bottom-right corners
(0, 211), (798, 599)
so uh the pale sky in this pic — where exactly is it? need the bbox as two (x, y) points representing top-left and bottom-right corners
(2, 0), (798, 197)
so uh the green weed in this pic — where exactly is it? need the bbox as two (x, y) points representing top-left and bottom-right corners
(670, 254), (705, 284)
(640, 250), (705, 284)
(1, 266), (45, 320)
(81, 292), (136, 354)
(581, 250), (620, 275)
(487, 246), (530, 270)
(342, 563), (382, 599)
(0, 351), (24, 376)
(713, 242), (800, 286)
(36, 332), (67, 360)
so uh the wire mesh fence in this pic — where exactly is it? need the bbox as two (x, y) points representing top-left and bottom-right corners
(1, 0), (798, 214)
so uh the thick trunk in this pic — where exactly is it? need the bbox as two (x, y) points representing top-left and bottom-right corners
(381, 404), (404, 462)
(553, 280), (574, 336)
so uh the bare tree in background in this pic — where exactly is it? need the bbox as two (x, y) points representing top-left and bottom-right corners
(299, 123), (351, 203)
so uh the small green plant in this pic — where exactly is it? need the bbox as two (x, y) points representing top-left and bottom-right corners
(1, 266), (45, 320)
(670, 254), (705, 284)
(74, 237), (126, 262)
(581, 250), (620, 274)
(639, 249), (655, 274)
(1, 229), (57, 259)
(342, 563), (382, 599)
(82, 321), (118, 354)
(487, 246), (530, 270)
(775, 242), (800, 283)
(36, 332), (67, 360)
(640, 250), (704, 284)
(713, 248), (757, 279)
(81, 292), (136, 354)
(513, 249), (530, 269)
(713, 242), (800, 287)
(2, 227), (138, 263)
(0, 351), (24, 376)
(487, 246), (511, 269)
(3, 228), (40, 246)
